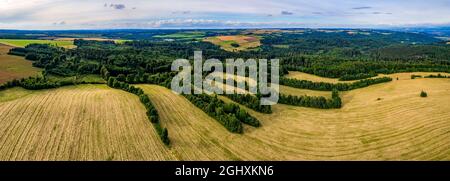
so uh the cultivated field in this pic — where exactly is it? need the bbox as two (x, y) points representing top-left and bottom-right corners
(0, 45), (42, 84)
(0, 85), (174, 161)
(138, 77), (450, 160)
(1, 73), (449, 160)
(285, 71), (357, 83)
(204, 35), (261, 52)
(0, 39), (75, 48)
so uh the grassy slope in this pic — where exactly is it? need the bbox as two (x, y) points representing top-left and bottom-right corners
(0, 45), (42, 84)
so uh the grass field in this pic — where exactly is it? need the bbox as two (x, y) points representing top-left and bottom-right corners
(1, 73), (449, 160)
(153, 31), (205, 40)
(0, 39), (75, 48)
(0, 45), (42, 84)
(203, 35), (261, 52)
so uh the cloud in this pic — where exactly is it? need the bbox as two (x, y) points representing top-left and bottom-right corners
(312, 12), (323, 15)
(53, 21), (66, 25)
(109, 4), (126, 10)
(172, 11), (191, 14)
(352, 6), (372, 10)
(281, 11), (293, 15)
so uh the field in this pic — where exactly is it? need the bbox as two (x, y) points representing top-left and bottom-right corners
(0, 45), (42, 84)
(153, 31), (205, 40)
(1, 75), (448, 160)
(285, 71), (358, 83)
(0, 39), (75, 48)
(286, 71), (450, 82)
(203, 35), (261, 52)
(0, 85), (174, 161)
(54, 38), (129, 44)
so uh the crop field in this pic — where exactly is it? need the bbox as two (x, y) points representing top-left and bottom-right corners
(0, 45), (42, 84)
(285, 71), (358, 83)
(203, 35), (261, 52)
(139, 77), (450, 160)
(1, 73), (449, 160)
(0, 85), (174, 161)
(0, 39), (75, 48)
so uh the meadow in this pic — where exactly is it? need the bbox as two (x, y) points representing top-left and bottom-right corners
(0, 39), (75, 48)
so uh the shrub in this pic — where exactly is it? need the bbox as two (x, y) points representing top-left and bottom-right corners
(420, 91), (428, 97)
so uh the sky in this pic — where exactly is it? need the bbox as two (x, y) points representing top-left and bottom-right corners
(1, 0), (450, 30)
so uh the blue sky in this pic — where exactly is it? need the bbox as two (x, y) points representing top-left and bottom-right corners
(1, 0), (450, 29)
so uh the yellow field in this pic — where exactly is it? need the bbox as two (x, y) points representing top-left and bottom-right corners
(1, 74), (449, 160)
(138, 77), (450, 160)
(285, 71), (357, 83)
(0, 45), (42, 84)
(203, 35), (261, 52)
(0, 85), (173, 161)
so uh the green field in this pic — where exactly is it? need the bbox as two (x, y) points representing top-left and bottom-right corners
(0, 39), (75, 48)
(153, 31), (206, 40)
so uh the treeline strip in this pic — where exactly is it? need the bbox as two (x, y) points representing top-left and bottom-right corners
(107, 77), (170, 146)
(278, 89), (342, 109)
(338, 73), (377, 81)
(183, 93), (261, 134)
(280, 77), (392, 91)
(0, 76), (105, 91)
(424, 74), (449, 78)
(223, 94), (272, 114)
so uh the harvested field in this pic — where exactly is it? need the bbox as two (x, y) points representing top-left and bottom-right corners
(138, 77), (450, 160)
(0, 85), (174, 161)
(1, 75), (449, 160)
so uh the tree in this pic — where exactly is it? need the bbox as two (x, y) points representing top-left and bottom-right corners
(420, 91), (428, 97)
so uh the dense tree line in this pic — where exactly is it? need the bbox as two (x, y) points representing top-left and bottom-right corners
(424, 74), (449, 78)
(107, 77), (170, 145)
(184, 93), (261, 133)
(278, 89), (342, 109)
(0, 75), (104, 91)
(280, 77), (392, 91)
(224, 94), (272, 114)
(339, 73), (377, 81)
